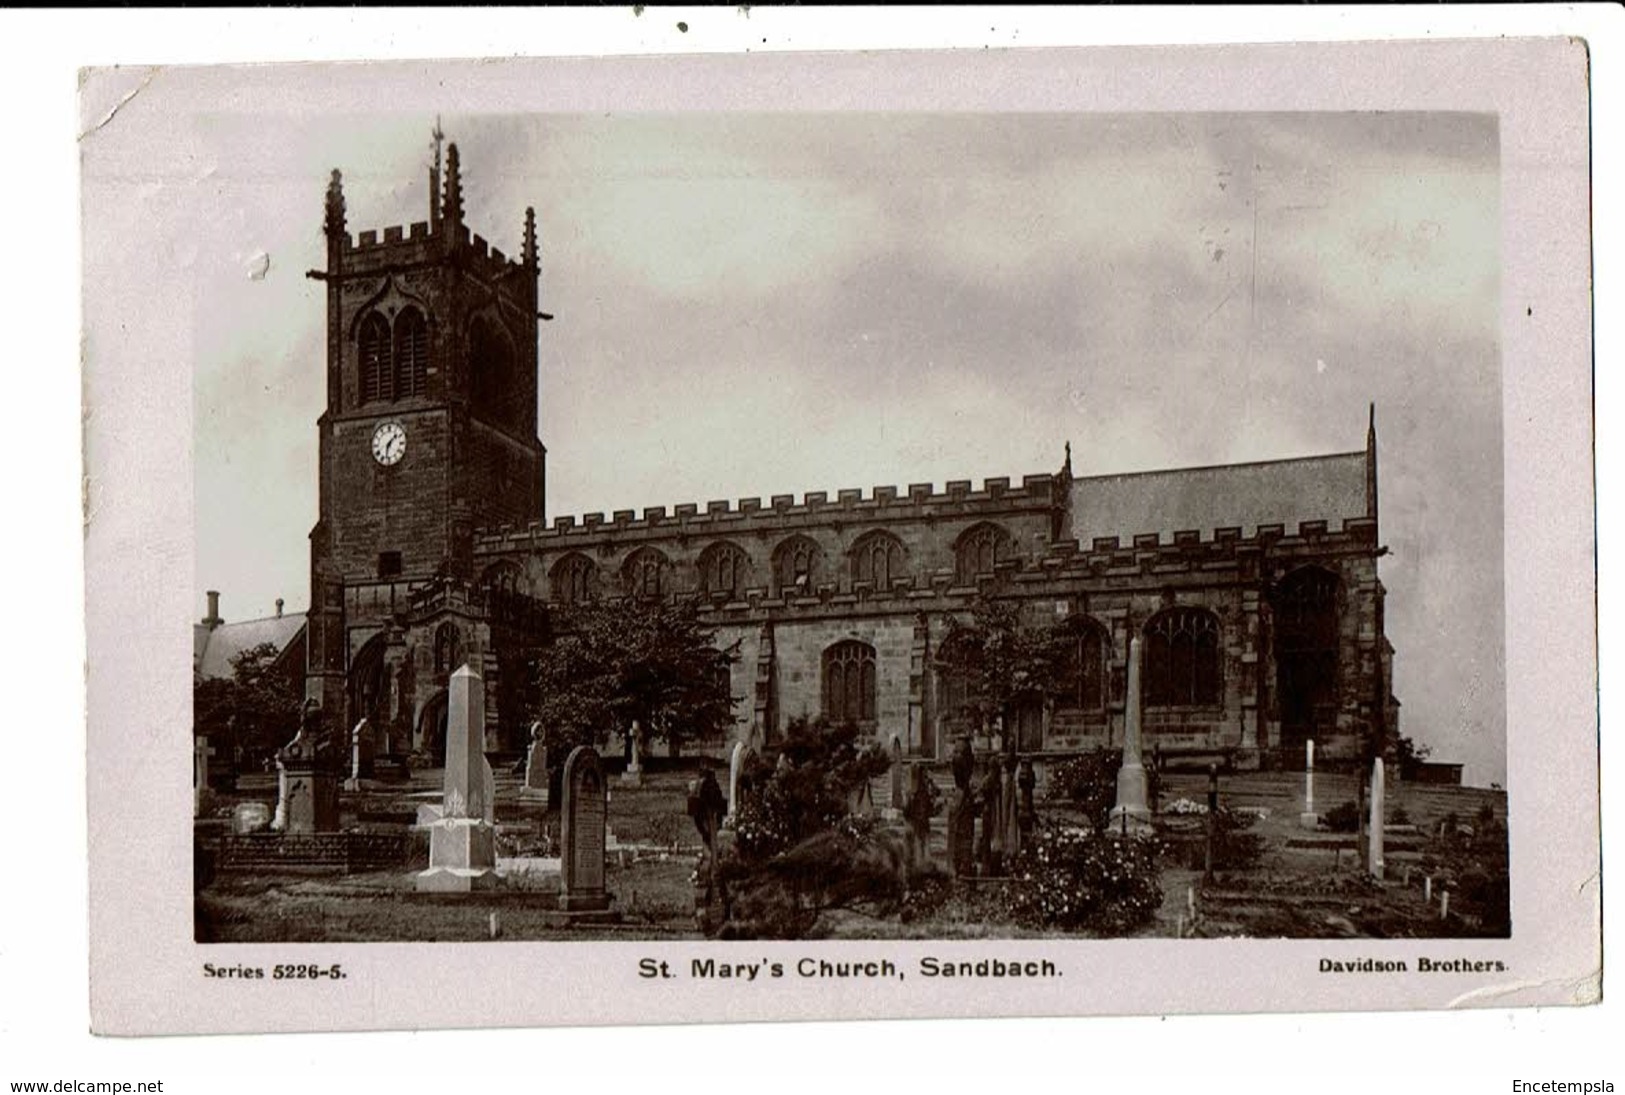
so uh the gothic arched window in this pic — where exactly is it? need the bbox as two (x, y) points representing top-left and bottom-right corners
(851, 531), (906, 590)
(772, 536), (822, 598)
(433, 622), (463, 674)
(623, 548), (669, 601)
(954, 522), (1011, 584)
(1144, 607), (1222, 707)
(551, 553), (599, 605)
(359, 312), (392, 404)
(823, 640), (878, 724)
(698, 541), (750, 599)
(393, 307), (429, 399)
(1058, 618), (1110, 712)
(1273, 566), (1342, 731)
(479, 561), (529, 627)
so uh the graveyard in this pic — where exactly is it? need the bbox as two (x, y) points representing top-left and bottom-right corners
(193, 664), (1509, 943)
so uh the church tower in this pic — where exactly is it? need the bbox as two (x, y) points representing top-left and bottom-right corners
(304, 132), (547, 718)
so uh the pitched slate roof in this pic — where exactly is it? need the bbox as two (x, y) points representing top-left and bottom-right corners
(1068, 451), (1370, 544)
(193, 613), (306, 681)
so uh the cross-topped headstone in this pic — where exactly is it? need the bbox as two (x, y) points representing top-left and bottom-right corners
(194, 736), (216, 817)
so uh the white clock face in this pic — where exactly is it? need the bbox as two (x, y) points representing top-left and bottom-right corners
(371, 422), (406, 466)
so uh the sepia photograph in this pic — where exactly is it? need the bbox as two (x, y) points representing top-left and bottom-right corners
(75, 31), (1599, 1037)
(185, 110), (1508, 945)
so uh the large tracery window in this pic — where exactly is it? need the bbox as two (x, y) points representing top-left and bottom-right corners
(1144, 607), (1222, 707)
(623, 548), (669, 601)
(823, 640), (877, 724)
(552, 554), (599, 605)
(955, 523), (1011, 584)
(773, 536), (822, 598)
(698, 541), (750, 599)
(851, 531), (906, 590)
(1058, 620), (1109, 712)
(1273, 566), (1342, 731)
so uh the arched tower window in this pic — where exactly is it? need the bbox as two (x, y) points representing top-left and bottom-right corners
(551, 553), (599, 605)
(823, 640), (878, 724)
(1144, 607), (1222, 707)
(393, 307), (429, 399)
(955, 522), (1011, 584)
(698, 541), (750, 599)
(772, 536), (822, 598)
(433, 622), (463, 674)
(359, 312), (392, 404)
(622, 548), (669, 601)
(469, 315), (522, 433)
(1058, 618), (1110, 712)
(851, 531), (907, 590)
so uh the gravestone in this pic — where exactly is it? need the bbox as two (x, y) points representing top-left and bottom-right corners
(559, 745), (610, 912)
(194, 736), (216, 818)
(902, 764), (940, 872)
(522, 722), (549, 804)
(1109, 636), (1153, 834)
(280, 701), (341, 833)
(416, 664), (498, 892)
(270, 758), (289, 832)
(975, 757), (1004, 876)
(1016, 757), (1037, 851)
(1300, 738), (1319, 828)
(344, 718), (373, 790)
(888, 737), (905, 813)
(947, 737), (977, 877)
(999, 753), (1021, 862)
(725, 741), (746, 826)
(620, 721), (643, 786)
(1367, 756), (1385, 880)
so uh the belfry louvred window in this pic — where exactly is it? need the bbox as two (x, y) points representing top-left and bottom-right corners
(394, 308), (429, 398)
(360, 312), (392, 403)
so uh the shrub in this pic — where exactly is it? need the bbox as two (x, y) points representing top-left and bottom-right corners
(1044, 749), (1122, 830)
(1323, 800), (1361, 833)
(1010, 823), (1162, 934)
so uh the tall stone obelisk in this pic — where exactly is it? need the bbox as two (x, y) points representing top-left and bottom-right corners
(417, 663), (499, 892)
(1109, 636), (1153, 834)
(1299, 738), (1319, 828)
(1367, 755), (1386, 881)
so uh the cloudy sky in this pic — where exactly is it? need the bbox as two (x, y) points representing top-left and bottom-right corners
(187, 111), (1502, 784)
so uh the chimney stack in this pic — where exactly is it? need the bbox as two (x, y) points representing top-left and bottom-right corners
(203, 591), (223, 630)
(275, 598), (284, 618)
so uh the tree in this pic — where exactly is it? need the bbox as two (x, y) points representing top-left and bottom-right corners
(937, 597), (1068, 743)
(531, 599), (740, 756)
(193, 642), (302, 770)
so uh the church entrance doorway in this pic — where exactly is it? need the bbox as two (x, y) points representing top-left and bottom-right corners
(416, 690), (449, 766)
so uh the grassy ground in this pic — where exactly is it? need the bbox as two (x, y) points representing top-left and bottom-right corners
(197, 766), (1508, 942)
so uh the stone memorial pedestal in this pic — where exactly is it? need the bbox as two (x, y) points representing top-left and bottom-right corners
(1109, 637), (1153, 835)
(417, 664), (499, 893)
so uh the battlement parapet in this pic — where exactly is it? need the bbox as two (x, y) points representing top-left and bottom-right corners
(339, 220), (527, 279)
(469, 472), (1065, 552)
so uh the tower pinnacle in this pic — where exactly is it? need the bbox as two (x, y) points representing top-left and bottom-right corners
(323, 169), (345, 239)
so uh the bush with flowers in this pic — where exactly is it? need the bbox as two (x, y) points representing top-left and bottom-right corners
(1010, 821), (1163, 933)
(713, 716), (898, 938)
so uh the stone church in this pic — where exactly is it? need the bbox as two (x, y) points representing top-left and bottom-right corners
(208, 139), (1400, 774)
